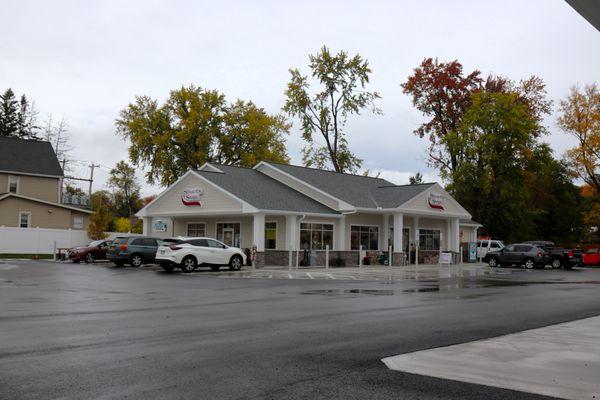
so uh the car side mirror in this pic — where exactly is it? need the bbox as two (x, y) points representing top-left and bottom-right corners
(222, 244), (227, 249)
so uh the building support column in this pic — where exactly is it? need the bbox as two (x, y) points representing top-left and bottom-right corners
(412, 216), (419, 265)
(253, 213), (265, 267)
(382, 214), (390, 252)
(285, 215), (297, 251)
(452, 217), (460, 253)
(446, 219), (452, 252)
(335, 216), (346, 251)
(392, 212), (403, 266)
(142, 217), (151, 236)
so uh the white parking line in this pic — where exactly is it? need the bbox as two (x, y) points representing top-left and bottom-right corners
(306, 272), (314, 279)
(327, 274), (335, 280)
(382, 316), (600, 400)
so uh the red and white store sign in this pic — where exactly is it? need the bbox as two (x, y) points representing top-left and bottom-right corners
(181, 188), (203, 206)
(428, 193), (444, 210)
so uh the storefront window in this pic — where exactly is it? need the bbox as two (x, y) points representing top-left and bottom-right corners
(300, 223), (334, 250)
(265, 222), (277, 249)
(187, 223), (205, 237)
(217, 223), (240, 247)
(350, 225), (379, 250)
(419, 229), (441, 251)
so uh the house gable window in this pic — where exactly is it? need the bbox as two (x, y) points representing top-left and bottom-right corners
(265, 222), (277, 249)
(350, 225), (379, 250)
(8, 176), (19, 193)
(187, 223), (206, 237)
(299, 223), (334, 250)
(18, 212), (31, 228)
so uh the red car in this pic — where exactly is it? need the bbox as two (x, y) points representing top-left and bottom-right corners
(68, 240), (112, 263)
(582, 247), (600, 266)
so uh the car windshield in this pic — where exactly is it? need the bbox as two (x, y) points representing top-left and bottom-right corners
(88, 240), (105, 247)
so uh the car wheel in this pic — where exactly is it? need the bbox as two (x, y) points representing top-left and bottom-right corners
(85, 253), (95, 264)
(210, 265), (220, 271)
(524, 258), (535, 269)
(229, 255), (243, 271)
(181, 256), (197, 273)
(162, 265), (175, 273)
(114, 261), (124, 267)
(551, 258), (562, 269)
(130, 254), (143, 268)
(488, 257), (498, 268)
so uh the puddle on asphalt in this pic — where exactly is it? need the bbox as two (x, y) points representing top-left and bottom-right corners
(301, 278), (600, 297)
(301, 289), (395, 296)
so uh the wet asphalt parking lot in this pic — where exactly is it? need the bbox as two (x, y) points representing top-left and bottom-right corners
(1, 260), (600, 400)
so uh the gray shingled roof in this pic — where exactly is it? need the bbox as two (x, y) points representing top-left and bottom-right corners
(371, 183), (436, 208)
(265, 163), (435, 209)
(0, 137), (63, 177)
(195, 164), (339, 214)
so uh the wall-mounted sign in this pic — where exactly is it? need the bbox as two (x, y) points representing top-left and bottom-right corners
(153, 220), (167, 232)
(440, 252), (452, 264)
(428, 193), (444, 210)
(182, 188), (203, 206)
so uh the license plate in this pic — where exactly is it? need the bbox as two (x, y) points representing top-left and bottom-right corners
(160, 250), (165, 254)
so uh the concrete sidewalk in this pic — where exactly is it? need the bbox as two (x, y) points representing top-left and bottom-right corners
(383, 316), (600, 400)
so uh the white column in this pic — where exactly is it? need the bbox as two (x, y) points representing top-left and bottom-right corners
(253, 213), (265, 252)
(393, 212), (403, 253)
(453, 217), (460, 252)
(446, 219), (452, 251)
(336, 216), (346, 251)
(412, 216), (419, 247)
(285, 215), (297, 250)
(142, 217), (150, 236)
(382, 214), (390, 251)
(470, 227), (478, 242)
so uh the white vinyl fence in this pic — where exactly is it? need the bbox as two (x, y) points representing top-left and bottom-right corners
(0, 226), (140, 254)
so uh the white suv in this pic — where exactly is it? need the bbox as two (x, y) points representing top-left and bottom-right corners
(156, 237), (247, 273)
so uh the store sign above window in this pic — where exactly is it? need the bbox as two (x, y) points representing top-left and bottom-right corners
(182, 188), (203, 206)
(428, 193), (444, 210)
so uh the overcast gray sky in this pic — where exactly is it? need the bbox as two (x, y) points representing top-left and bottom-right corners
(2, 0), (599, 195)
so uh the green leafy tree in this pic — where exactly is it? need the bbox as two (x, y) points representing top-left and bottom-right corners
(88, 191), (112, 239)
(409, 172), (423, 185)
(107, 161), (141, 218)
(283, 46), (381, 173)
(0, 88), (40, 139)
(446, 91), (541, 241)
(116, 85), (290, 186)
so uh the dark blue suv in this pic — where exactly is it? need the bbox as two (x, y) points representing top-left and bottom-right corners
(107, 236), (162, 267)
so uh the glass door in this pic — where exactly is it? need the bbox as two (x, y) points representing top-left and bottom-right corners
(222, 228), (235, 246)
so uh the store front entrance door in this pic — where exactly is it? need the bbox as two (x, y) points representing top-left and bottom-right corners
(222, 228), (235, 246)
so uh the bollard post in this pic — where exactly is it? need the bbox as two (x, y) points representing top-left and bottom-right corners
(325, 245), (329, 270)
(388, 245), (392, 267)
(359, 245), (363, 269)
(53, 241), (57, 262)
(295, 247), (299, 270)
(288, 248), (292, 271)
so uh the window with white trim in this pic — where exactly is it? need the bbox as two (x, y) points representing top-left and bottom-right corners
(73, 216), (84, 229)
(299, 223), (334, 250)
(265, 222), (277, 249)
(8, 176), (19, 193)
(19, 212), (31, 228)
(419, 229), (441, 251)
(187, 223), (206, 237)
(350, 225), (379, 250)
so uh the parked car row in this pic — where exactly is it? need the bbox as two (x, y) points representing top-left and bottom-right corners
(68, 236), (247, 273)
(484, 240), (582, 269)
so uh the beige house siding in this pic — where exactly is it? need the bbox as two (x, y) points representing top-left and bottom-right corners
(170, 216), (254, 248)
(460, 226), (478, 243)
(0, 173), (60, 203)
(0, 197), (89, 229)
(400, 185), (469, 217)
(147, 173), (243, 215)
(345, 213), (384, 251)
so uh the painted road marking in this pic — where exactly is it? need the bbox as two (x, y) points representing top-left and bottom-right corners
(306, 272), (314, 279)
(382, 316), (600, 400)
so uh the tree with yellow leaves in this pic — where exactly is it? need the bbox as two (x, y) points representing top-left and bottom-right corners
(558, 83), (600, 193)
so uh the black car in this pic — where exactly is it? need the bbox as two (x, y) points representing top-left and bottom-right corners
(523, 241), (576, 269)
(485, 243), (547, 269)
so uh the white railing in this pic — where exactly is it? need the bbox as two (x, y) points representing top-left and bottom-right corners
(0, 226), (141, 254)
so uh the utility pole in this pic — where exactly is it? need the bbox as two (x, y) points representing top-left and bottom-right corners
(88, 163), (101, 199)
(60, 159), (67, 203)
